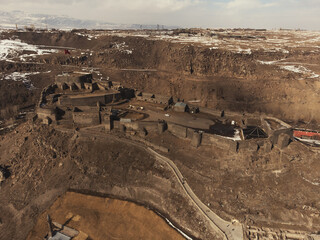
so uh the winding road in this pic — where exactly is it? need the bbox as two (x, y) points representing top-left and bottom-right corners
(78, 127), (244, 240)
(147, 148), (243, 240)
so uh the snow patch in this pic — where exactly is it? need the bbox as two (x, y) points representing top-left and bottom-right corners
(112, 42), (133, 54)
(295, 137), (320, 146)
(237, 48), (252, 55)
(164, 218), (193, 240)
(3, 71), (40, 90)
(187, 99), (201, 103)
(0, 39), (58, 62)
(302, 176), (320, 186)
(221, 129), (242, 141)
(282, 49), (290, 54)
(272, 169), (284, 177)
(0, 123), (18, 132)
(257, 60), (279, 65)
(280, 65), (319, 78)
(281, 65), (307, 73)
(75, 32), (97, 41)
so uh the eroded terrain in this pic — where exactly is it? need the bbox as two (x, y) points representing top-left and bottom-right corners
(0, 28), (320, 240)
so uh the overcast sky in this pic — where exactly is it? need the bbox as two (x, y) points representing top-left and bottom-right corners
(1, 0), (320, 30)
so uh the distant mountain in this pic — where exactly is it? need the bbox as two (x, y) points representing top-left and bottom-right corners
(0, 10), (178, 30)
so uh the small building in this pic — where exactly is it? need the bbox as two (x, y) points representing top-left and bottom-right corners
(46, 215), (81, 240)
(49, 232), (71, 240)
(174, 102), (188, 112)
(136, 92), (173, 105)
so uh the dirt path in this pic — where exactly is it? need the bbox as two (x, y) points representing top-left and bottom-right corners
(78, 127), (244, 240)
(148, 148), (244, 240)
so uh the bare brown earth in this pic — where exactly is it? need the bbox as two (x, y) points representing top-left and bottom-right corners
(1, 29), (320, 125)
(0, 119), (319, 239)
(27, 191), (185, 240)
(0, 29), (320, 240)
(0, 122), (215, 240)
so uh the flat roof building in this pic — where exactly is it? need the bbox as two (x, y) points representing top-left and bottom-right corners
(174, 102), (188, 112)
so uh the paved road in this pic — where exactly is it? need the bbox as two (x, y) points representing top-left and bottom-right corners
(78, 127), (244, 240)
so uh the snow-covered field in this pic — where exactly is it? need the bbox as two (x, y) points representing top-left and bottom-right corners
(0, 38), (58, 62)
(101, 29), (320, 56)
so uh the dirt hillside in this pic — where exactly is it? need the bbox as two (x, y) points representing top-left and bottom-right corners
(2, 29), (320, 124)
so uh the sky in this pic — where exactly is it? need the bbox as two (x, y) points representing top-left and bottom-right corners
(1, 0), (320, 30)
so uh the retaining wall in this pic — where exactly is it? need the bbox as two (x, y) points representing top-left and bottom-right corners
(131, 136), (169, 153)
(186, 128), (195, 139)
(237, 139), (259, 153)
(121, 122), (140, 131)
(138, 122), (159, 133)
(58, 92), (121, 107)
(270, 128), (293, 145)
(204, 133), (238, 151)
(72, 111), (100, 126)
(116, 120), (282, 153)
(167, 123), (187, 138)
(36, 107), (57, 121)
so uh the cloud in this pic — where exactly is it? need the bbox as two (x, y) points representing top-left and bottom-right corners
(0, 0), (200, 13)
(101, 0), (200, 12)
(0, 0), (320, 30)
(0, 0), (203, 25)
(226, 0), (277, 10)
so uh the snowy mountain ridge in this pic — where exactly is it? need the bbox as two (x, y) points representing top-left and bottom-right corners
(0, 10), (177, 30)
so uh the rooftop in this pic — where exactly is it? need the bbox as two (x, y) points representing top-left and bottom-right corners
(174, 102), (187, 107)
(48, 232), (71, 240)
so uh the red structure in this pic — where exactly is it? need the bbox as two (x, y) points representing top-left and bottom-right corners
(293, 129), (320, 140)
(64, 49), (71, 55)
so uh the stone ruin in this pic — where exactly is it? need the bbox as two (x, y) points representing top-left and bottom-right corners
(36, 71), (134, 127)
(34, 71), (296, 154)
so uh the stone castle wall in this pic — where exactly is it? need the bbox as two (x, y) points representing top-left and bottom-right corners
(72, 111), (100, 126)
(167, 123), (187, 138)
(58, 92), (121, 107)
